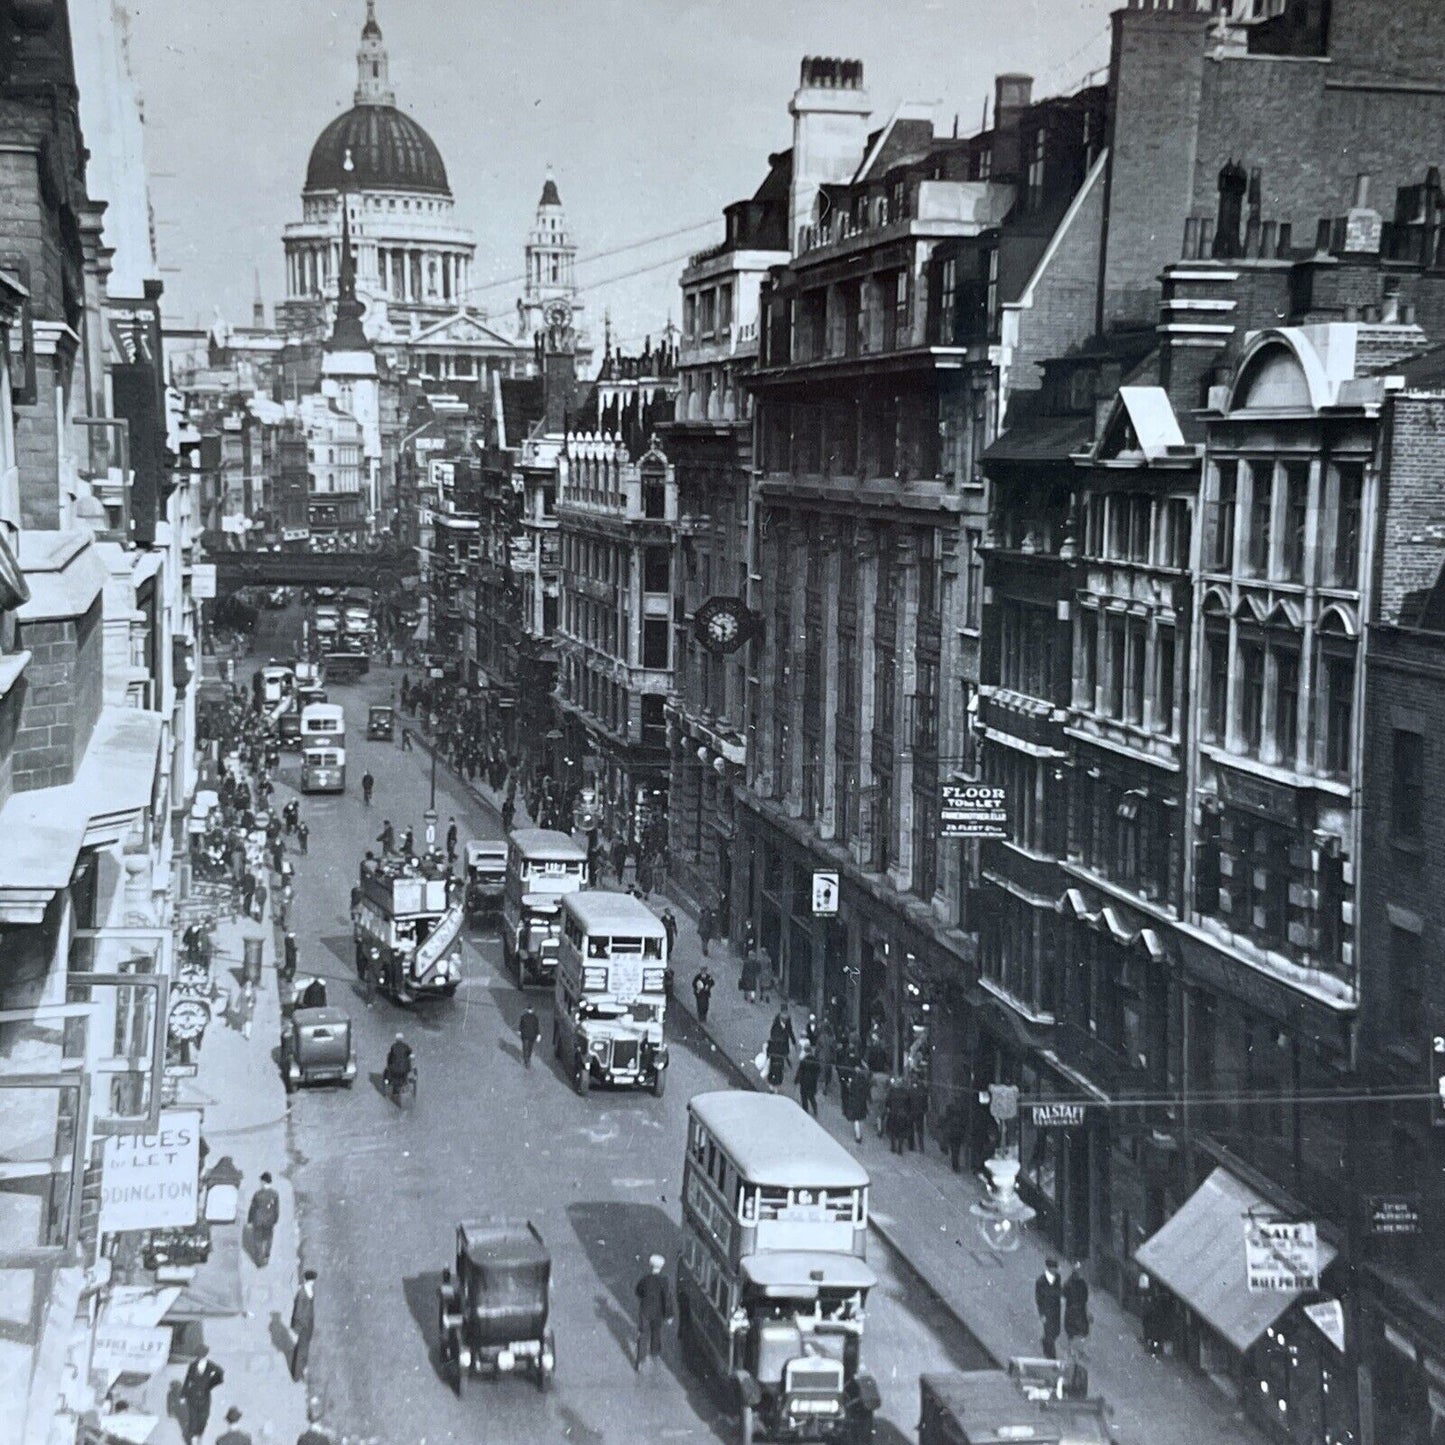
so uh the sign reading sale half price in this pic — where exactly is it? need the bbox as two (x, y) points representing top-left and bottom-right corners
(99, 1109), (202, 1235)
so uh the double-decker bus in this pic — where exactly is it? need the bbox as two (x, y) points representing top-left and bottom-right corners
(553, 891), (668, 1095)
(501, 828), (586, 986)
(300, 744), (345, 793)
(678, 1092), (879, 1444)
(299, 702), (345, 749)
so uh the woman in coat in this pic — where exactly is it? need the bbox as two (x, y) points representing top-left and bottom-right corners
(842, 1062), (872, 1143)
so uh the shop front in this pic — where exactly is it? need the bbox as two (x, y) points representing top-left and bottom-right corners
(736, 792), (976, 1095)
(1136, 1164), (1354, 1443)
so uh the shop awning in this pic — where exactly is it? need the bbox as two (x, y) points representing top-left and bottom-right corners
(1136, 1167), (1337, 1353)
(161, 1226), (242, 1321)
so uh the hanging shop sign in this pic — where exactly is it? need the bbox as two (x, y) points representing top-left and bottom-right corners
(1304, 1299), (1346, 1353)
(811, 871), (839, 916)
(1365, 1194), (1422, 1237)
(91, 1324), (172, 1378)
(99, 1109), (202, 1234)
(1245, 1217), (1319, 1293)
(1029, 1102), (1087, 1128)
(940, 783), (1008, 839)
(190, 563), (216, 600)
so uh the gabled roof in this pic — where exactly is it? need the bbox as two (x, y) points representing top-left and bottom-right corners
(853, 106), (937, 186)
(983, 412), (1093, 466)
(410, 310), (524, 351)
(1090, 386), (1187, 464)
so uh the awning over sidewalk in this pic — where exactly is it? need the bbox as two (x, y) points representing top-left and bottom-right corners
(1135, 1167), (1337, 1353)
(161, 1226), (242, 1321)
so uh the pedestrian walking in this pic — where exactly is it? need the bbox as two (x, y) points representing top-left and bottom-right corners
(179, 1344), (225, 1445)
(817, 1017), (837, 1097)
(378, 820), (394, 853)
(240, 870), (256, 917)
(1035, 1258), (1063, 1359)
(446, 816), (459, 862)
(297, 819), (309, 854)
(400, 726), (413, 751)
(217, 1404), (253, 1445)
(697, 905), (715, 957)
(290, 1269), (317, 1381)
(842, 1061), (872, 1144)
(765, 1032), (788, 1091)
(741, 916), (756, 956)
(884, 1077), (911, 1153)
(610, 837), (627, 881)
(634, 1254), (673, 1370)
(768, 1006), (797, 1061)
(270, 837), (285, 874)
(246, 1171), (280, 1266)
(361, 770), (374, 805)
(906, 1069), (928, 1151)
(938, 1094), (968, 1173)
(757, 949), (775, 1004)
(233, 978), (256, 1040)
(519, 1006), (540, 1068)
(283, 931), (298, 980)
(739, 949), (759, 1003)
(253, 877), (268, 923)
(692, 967), (715, 1023)
(1063, 1261), (1091, 1360)
(795, 1045), (820, 1116)
(661, 907), (678, 956)
(501, 798), (516, 833)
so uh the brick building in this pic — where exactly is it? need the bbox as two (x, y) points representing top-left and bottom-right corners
(978, 161), (1445, 1439)
(0, 0), (201, 1432)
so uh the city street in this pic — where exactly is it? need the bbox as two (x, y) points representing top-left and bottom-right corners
(274, 660), (988, 1445)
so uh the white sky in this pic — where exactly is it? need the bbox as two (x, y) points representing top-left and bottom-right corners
(125, 0), (1117, 348)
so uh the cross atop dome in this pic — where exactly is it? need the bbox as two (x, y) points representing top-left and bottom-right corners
(355, 0), (394, 106)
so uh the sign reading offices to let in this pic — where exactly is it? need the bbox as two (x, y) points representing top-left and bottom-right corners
(99, 1110), (202, 1234)
(940, 784), (1008, 839)
(1245, 1217), (1320, 1293)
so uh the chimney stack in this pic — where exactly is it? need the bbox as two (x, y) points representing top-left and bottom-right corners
(1345, 173), (1383, 254)
(788, 56), (871, 256)
(990, 73), (1034, 180)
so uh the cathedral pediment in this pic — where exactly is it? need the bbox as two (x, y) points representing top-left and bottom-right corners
(412, 310), (522, 350)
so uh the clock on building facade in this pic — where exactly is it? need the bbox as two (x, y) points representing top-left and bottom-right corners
(693, 595), (757, 656)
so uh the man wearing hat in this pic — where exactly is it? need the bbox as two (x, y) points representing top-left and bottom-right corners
(634, 1253), (673, 1370)
(217, 1405), (253, 1445)
(178, 1344), (224, 1445)
(290, 1269), (318, 1381)
(246, 1171), (280, 1267)
(295, 1395), (333, 1445)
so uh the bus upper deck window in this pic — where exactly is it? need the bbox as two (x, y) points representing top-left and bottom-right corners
(587, 936), (609, 959)
(644, 937), (662, 959)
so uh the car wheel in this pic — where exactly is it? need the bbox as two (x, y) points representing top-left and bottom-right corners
(575, 1056), (590, 1095)
(652, 1066), (667, 1099)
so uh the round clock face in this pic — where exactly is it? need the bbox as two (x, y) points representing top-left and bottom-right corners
(168, 999), (210, 1042)
(708, 610), (740, 645)
(543, 300), (573, 329)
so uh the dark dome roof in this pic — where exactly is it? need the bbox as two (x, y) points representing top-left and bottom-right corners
(305, 105), (449, 195)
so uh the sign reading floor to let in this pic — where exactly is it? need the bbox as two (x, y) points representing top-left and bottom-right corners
(940, 784), (1008, 839)
(99, 1109), (202, 1235)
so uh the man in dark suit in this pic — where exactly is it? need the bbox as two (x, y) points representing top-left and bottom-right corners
(290, 1269), (317, 1381)
(217, 1404), (253, 1445)
(518, 1006), (541, 1068)
(1035, 1258), (1063, 1359)
(246, 1172), (280, 1267)
(634, 1253), (673, 1370)
(179, 1344), (225, 1445)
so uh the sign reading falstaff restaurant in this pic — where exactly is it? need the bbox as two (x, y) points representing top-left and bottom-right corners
(99, 1109), (202, 1234)
(1245, 1216), (1320, 1293)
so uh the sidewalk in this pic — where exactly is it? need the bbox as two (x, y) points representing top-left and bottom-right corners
(142, 897), (312, 1444)
(658, 900), (1264, 1445)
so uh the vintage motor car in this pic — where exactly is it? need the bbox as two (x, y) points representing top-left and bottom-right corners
(438, 1220), (555, 1395)
(280, 1004), (356, 1092)
(464, 840), (508, 924)
(367, 703), (395, 740)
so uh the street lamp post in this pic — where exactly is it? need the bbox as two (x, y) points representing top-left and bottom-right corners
(425, 730), (440, 846)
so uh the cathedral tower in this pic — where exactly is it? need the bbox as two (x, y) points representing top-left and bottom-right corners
(517, 168), (585, 349)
